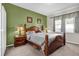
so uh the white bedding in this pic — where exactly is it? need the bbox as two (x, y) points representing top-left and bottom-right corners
(26, 32), (63, 46)
(29, 32), (45, 46)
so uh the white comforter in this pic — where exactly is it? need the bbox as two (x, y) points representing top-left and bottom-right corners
(27, 32), (63, 46)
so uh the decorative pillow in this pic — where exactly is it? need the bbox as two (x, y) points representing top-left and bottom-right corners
(34, 27), (41, 33)
(35, 30), (41, 33)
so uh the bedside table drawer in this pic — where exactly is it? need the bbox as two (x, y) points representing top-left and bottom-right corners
(14, 36), (27, 47)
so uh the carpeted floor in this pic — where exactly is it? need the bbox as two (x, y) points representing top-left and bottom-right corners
(5, 43), (79, 56)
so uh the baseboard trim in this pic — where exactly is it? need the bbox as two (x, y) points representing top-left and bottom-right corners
(66, 41), (79, 45)
(7, 44), (14, 47)
(7, 42), (79, 47)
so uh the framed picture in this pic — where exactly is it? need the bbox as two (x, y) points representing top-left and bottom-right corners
(37, 18), (41, 24)
(27, 17), (32, 23)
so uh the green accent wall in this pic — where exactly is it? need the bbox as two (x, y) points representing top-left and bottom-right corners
(2, 3), (47, 45)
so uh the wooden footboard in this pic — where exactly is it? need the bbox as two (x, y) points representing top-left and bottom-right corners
(44, 33), (65, 56)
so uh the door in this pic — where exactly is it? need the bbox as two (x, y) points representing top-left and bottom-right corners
(1, 5), (6, 56)
(0, 3), (1, 56)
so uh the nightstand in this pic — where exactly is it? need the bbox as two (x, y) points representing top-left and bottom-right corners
(14, 36), (27, 47)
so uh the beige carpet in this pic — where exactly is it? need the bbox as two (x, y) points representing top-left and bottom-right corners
(5, 43), (79, 56)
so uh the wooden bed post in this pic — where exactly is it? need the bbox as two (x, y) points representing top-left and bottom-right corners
(24, 24), (27, 32)
(64, 32), (65, 45)
(44, 34), (48, 56)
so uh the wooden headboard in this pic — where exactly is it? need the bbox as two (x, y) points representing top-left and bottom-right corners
(23, 23), (44, 32)
(25, 26), (42, 33)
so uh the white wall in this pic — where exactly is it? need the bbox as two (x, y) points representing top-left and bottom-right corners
(66, 33), (79, 44)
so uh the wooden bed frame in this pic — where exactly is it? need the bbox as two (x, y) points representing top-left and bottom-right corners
(24, 26), (65, 56)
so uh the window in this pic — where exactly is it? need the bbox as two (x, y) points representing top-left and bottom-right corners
(53, 12), (76, 33)
(55, 17), (62, 32)
(65, 17), (75, 33)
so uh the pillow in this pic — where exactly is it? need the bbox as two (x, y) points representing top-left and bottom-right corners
(34, 27), (41, 33)
(35, 30), (41, 33)
(26, 31), (35, 35)
(26, 31), (35, 40)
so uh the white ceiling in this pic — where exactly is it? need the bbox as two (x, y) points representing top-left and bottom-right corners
(13, 3), (79, 16)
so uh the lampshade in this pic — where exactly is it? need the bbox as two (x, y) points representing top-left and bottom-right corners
(16, 26), (20, 31)
(21, 30), (25, 36)
(20, 27), (24, 31)
(14, 31), (20, 37)
(15, 25), (26, 37)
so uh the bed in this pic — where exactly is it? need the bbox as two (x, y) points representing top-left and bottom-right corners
(25, 26), (65, 56)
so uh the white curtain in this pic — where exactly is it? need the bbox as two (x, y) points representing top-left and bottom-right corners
(75, 11), (79, 33)
(54, 16), (62, 32)
(47, 17), (53, 32)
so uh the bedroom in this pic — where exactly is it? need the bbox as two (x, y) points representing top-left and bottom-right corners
(0, 3), (79, 56)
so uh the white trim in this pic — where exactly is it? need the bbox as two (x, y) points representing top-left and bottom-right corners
(49, 5), (79, 17)
(66, 41), (79, 45)
(0, 3), (1, 56)
(7, 44), (14, 47)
